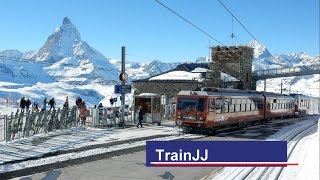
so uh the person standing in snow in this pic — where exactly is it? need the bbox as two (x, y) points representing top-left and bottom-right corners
(26, 98), (32, 112)
(33, 102), (39, 112)
(98, 103), (104, 116)
(137, 106), (144, 128)
(76, 97), (82, 109)
(42, 98), (47, 111)
(20, 97), (26, 111)
(63, 96), (69, 108)
(49, 98), (56, 110)
(80, 101), (88, 125)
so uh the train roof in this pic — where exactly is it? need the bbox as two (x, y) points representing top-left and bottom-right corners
(177, 90), (264, 98)
(290, 94), (319, 99)
(177, 88), (294, 99)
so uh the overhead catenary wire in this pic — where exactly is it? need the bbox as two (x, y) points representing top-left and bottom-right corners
(216, 0), (264, 48)
(154, 0), (224, 46)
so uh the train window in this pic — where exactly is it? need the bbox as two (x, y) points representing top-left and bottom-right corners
(257, 100), (262, 110)
(235, 98), (240, 112)
(251, 100), (257, 111)
(177, 98), (197, 111)
(267, 99), (271, 110)
(284, 100), (287, 109)
(209, 98), (215, 112)
(273, 99), (277, 103)
(288, 101), (291, 108)
(246, 102), (251, 111)
(197, 98), (206, 112)
(216, 98), (222, 114)
(241, 98), (246, 112)
(224, 98), (230, 113)
(230, 98), (235, 113)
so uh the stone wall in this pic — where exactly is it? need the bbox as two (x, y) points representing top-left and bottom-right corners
(209, 45), (254, 89)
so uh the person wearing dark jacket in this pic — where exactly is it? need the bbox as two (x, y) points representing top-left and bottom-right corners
(49, 98), (56, 110)
(76, 97), (82, 109)
(20, 97), (26, 111)
(26, 98), (31, 111)
(137, 106), (144, 128)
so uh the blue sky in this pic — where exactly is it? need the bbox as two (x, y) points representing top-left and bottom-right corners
(0, 0), (319, 62)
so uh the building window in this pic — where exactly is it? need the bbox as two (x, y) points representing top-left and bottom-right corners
(161, 94), (166, 105)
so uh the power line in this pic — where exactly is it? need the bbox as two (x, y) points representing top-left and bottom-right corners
(154, 0), (224, 45)
(217, 0), (264, 48)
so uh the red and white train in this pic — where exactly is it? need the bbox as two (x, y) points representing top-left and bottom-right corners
(175, 88), (319, 132)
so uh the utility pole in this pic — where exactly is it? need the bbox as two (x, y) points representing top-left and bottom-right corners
(280, 79), (283, 94)
(121, 46), (126, 127)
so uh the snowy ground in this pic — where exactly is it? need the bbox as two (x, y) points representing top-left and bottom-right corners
(207, 116), (319, 180)
(0, 116), (318, 179)
(0, 121), (203, 175)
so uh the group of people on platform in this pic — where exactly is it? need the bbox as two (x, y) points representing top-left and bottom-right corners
(19, 96), (67, 113)
(18, 96), (145, 127)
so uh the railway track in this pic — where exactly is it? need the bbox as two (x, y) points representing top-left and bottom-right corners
(209, 117), (318, 180)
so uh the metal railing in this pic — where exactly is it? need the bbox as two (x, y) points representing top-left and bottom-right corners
(1, 107), (79, 142)
(253, 64), (320, 80)
(0, 115), (6, 141)
(90, 107), (134, 128)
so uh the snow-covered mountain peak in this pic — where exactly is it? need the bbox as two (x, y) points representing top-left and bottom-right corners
(62, 17), (72, 25)
(290, 52), (311, 60)
(247, 40), (272, 59)
(31, 17), (81, 62)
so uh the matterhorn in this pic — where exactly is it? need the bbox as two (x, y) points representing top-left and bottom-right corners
(30, 17), (119, 85)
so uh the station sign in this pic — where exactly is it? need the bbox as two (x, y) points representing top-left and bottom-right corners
(114, 84), (132, 94)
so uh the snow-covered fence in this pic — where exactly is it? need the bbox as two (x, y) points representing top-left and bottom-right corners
(0, 115), (6, 141)
(2, 107), (79, 142)
(90, 107), (133, 128)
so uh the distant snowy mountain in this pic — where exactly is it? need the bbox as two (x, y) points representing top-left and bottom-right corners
(0, 18), (319, 112)
(247, 40), (272, 59)
(109, 59), (181, 80)
(247, 40), (319, 96)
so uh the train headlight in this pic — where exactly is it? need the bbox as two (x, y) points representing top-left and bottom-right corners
(177, 112), (181, 119)
(198, 117), (204, 121)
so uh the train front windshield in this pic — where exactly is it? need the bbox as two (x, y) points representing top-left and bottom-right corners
(177, 98), (206, 112)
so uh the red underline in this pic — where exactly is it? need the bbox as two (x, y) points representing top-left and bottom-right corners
(150, 162), (299, 167)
